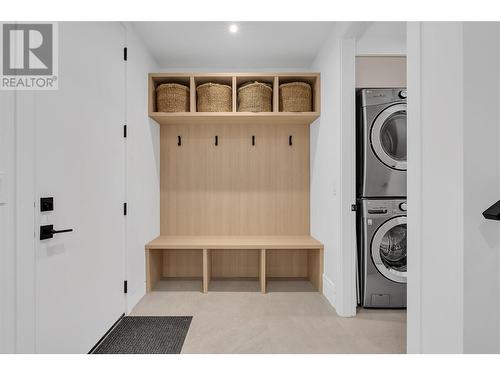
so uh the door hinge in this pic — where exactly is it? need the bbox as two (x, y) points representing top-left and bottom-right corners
(123, 124), (127, 138)
(123, 280), (128, 294)
(123, 202), (127, 216)
(351, 204), (357, 212)
(123, 47), (127, 61)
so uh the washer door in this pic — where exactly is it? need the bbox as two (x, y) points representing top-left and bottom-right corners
(371, 216), (407, 284)
(370, 103), (407, 171)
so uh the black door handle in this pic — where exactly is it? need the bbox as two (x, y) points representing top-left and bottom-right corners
(40, 224), (73, 240)
(483, 200), (500, 220)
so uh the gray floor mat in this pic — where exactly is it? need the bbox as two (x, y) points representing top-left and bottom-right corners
(92, 316), (192, 354)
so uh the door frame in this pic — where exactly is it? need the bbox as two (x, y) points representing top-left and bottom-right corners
(336, 36), (358, 317)
(405, 21), (422, 353)
(14, 91), (37, 353)
(337, 24), (408, 319)
(0, 89), (16, 353)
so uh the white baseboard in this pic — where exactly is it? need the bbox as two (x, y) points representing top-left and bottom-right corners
(322, 273), (358, 317)
(322, 274), (337, 309)
(125, 284), (145, 314)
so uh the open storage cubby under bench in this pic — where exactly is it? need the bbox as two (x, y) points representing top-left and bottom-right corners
(145, 235), (324, 293)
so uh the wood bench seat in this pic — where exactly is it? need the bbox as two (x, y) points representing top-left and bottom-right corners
(145, 235), (323, 294)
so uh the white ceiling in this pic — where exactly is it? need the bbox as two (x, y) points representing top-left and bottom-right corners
(131, 22), (335, 70)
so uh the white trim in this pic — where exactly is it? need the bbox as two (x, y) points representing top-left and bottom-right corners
(322, 273), (336, 308)
(125, 287), (145, 315)
(406, 21), (423, 354)
(356, 54), (407, 58)
(336, 37), (357, 318)
(0, 87), (16, 353)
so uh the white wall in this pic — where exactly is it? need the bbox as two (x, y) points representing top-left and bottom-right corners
(407, 21), (500, 353)
(310, 27), (342, 311)
(124, 24), (161, 312)
(355, 56), (406, 88)
(309, 24), (358, 317)
(462, 22), (500, 354)
(356, 22), (406, 56)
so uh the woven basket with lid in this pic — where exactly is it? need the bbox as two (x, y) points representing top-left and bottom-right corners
(279, 82), (312, 112)
(196, 83), (232, 112)
(237, 81), (273, 112)
(156, 83), (190, 112)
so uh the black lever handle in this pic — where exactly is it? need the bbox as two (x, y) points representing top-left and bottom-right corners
(51, 229), (73, 234)
(40, 225), (73, 240)
(483, 200), (500, 220)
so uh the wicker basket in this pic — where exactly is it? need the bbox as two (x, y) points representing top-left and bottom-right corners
(237, 81), (273, 112)
(196, 83), (232, 112)
(156, 83), (190, 112)
(279, 82), (312, 112)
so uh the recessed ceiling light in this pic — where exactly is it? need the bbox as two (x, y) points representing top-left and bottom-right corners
(229, 24), (238, 33)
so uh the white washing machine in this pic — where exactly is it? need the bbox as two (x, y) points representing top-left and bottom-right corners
(357, 88), (407, 198)
(359, 198), (407, 308)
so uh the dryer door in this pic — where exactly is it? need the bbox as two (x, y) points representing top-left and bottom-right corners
(371, 216), (407, 284)
(370, 103), (407, 171)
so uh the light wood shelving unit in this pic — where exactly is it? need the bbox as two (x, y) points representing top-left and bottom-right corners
(146, 72), (323, 294)
(148, 73), (320, 126)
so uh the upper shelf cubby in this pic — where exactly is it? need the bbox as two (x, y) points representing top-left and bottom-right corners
(148, 72), (321, 126)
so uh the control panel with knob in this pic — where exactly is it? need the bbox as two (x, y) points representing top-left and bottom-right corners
(398, 90), (407, 99)
(399, 202), (407, 211)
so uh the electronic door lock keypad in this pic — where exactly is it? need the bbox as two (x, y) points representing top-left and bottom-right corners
(40, 197), (54, 212)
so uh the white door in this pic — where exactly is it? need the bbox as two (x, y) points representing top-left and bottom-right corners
(34, 22), (126, 353)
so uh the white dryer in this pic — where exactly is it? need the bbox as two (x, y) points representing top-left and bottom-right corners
(357, 88), (407, 198)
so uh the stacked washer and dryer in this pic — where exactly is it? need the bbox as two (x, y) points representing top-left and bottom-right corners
(356, 88), (407, 308)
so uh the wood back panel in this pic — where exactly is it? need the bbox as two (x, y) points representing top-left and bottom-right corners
(160, 122), (309, 235)
(162, 249), (203, 277)
(210, 249), (260, 278)
(266, 249), (308, 277)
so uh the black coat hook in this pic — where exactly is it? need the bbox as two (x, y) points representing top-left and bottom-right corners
(215, 135), (218, 146)
(177, 136), (181, 146)
(289, 135), (293, 146)
(252, 135), (255, 146)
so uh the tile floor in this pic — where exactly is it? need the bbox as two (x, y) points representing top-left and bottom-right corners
(130, 279), (406, 354)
